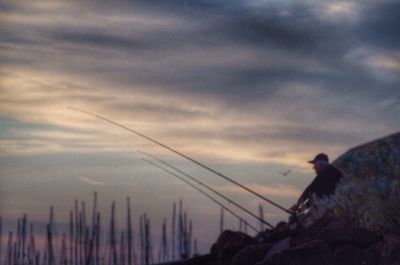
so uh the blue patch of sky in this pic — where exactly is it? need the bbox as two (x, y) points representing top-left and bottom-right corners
(0, 114), (57, 135)
(0, 114), (95, 139)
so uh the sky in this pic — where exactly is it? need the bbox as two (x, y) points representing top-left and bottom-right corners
(1, 0), (399, 255)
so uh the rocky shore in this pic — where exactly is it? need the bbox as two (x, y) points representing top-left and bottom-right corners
(183, 132), (400, 265)
(183, 212), (400, 265)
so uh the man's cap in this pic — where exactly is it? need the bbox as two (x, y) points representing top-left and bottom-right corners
(308, 153), (329, 163)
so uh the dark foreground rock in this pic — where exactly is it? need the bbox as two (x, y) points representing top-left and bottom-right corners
(259, 240), (333, 265)
(230, 244), (272, 265)
(183, 217), (400, 265)
(210, 230), (257, 265)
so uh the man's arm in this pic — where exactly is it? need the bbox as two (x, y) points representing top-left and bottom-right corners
(297, 176), (320, 206)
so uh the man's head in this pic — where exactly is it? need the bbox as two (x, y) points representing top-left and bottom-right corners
(308, 153), (329, 174)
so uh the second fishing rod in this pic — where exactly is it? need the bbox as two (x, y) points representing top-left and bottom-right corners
(139, 150), (274, 229)
(141, 157), (260, 232)
(69, 107), (292, 216)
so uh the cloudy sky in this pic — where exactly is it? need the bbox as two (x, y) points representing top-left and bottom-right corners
(1, 0), (399, 253)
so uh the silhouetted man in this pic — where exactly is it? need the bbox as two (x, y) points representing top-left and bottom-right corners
(291, 153), (343, 213)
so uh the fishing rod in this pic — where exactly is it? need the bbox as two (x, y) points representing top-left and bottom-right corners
(69, 107), (292, 215)
(141, 158), (259, 232)
(139, 150), (274, 229)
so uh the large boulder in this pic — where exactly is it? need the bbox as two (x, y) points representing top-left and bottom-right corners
(333, 132), (400, 179)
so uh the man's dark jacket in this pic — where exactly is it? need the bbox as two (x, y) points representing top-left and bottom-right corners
(298, 165), (343, 204)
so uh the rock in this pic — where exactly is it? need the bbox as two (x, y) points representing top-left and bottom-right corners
(332, 243), (382, 265)
(211, 230), (236, 254)
(198, 218), (393, 265)
(230, 244), (272, 265)
(212, 230), (257, 265)
(262, 222), (295, 245)
(381, 233), (400, 265)
(333, 132), (400, 180)
(310, 226), (381, 249)
(333, 244), (363, 265)
(362, 243), (382, 265)
(258, 240), (334, 265)
(265, 237), (291, 259)
(293, 207), (378, 247)
(254, 230), (273, 244)
(291, 211), (338, 246)
(183, 253), (217, 265)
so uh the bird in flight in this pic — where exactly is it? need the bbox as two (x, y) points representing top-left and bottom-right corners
(279, 169), (293, 177)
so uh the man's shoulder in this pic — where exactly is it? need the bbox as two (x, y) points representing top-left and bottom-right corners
(324, 165), (343, 177)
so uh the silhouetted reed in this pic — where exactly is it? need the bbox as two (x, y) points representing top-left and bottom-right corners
(1, 193), (204, 265)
